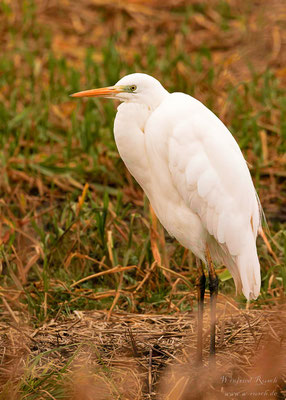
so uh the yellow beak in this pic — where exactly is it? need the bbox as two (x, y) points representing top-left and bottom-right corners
(71, 86), (122, 98)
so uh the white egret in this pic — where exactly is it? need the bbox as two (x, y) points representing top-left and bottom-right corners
(71, 73), (261, 362)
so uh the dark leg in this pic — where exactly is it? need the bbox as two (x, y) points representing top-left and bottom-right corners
(196, 258), (206, 364)
(206, 247), (219, 362)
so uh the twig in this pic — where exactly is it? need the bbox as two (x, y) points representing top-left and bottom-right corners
(107, 271), (124, 320)
(128, 327), (140, 358)
(70, 265), (136, 288)
(1, 296), (19, 324)
(148, 347), (153, 396)
(134, 261), (157, 293)
(157, 264), (193, 289)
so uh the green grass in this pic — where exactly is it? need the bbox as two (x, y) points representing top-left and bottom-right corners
(1, 1), (285, 326)
(0, 1), (286, 396)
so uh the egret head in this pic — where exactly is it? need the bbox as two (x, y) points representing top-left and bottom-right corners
(71, 73), (168, 110)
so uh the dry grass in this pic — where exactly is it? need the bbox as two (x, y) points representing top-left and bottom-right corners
(0, 0), (286, 398)
(0, 304), (285, 398)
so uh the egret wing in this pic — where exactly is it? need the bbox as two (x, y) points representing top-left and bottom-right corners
(168, 112), (260, 257)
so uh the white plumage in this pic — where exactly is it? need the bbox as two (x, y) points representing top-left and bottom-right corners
(72, 72), (261, 300)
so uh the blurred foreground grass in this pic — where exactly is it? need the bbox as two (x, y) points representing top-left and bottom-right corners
(1, 0), (286, 398)
(0, 0), (286, 326)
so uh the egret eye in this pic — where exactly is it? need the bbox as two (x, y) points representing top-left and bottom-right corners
(129, 85), (137, 92)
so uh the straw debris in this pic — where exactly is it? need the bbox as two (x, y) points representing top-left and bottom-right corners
(0, 306), (285, 398)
